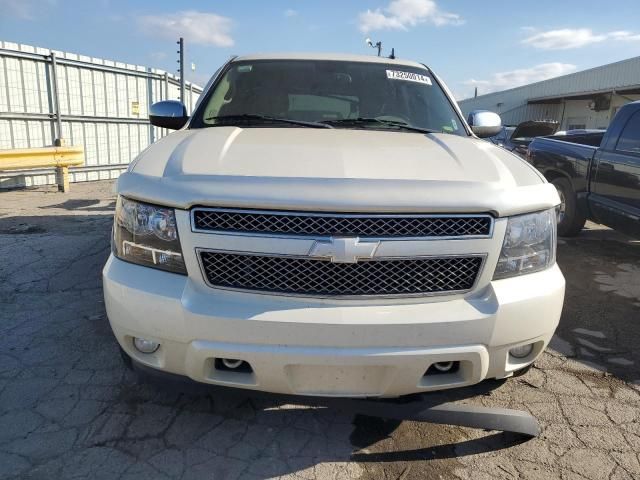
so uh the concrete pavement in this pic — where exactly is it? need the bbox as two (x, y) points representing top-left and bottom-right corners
(0, 181), (638, 480)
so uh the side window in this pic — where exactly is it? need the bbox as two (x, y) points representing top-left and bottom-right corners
(615, 110), (640, 154)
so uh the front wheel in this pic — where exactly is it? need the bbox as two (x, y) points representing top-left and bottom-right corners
(551, 177), (586, 237)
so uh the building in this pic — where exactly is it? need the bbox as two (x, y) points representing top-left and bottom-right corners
(0, 41), (203, 189)
(458, 56), (640, 131)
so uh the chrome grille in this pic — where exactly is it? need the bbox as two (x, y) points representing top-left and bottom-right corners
(199, 251), (483, 297)
(192, 209), (492, 238)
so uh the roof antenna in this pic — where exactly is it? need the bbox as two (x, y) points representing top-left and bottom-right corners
(365, 38), (383, 56)
(388, 48), (395, 60)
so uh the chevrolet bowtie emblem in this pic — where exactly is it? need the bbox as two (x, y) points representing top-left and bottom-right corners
(308, 237), (380, 263)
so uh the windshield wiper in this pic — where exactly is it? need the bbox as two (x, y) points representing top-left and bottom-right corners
(321, 117), (438, 134)
(205, 114), (333, 129)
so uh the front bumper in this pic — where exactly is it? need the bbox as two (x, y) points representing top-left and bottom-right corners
(103, 256), (565, 397)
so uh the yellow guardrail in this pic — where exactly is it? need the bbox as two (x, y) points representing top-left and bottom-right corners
(0, 145), (84, 192)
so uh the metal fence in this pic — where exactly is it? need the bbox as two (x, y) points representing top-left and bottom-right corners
(0, 41), (204, 189)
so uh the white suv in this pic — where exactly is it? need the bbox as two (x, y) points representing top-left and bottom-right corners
(103, 53), (564, 397)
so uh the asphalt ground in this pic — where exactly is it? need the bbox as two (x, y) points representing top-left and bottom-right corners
(0, 181), (638, 480)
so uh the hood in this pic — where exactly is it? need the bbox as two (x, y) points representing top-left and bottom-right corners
(120, 127), (558, 217)
(510, 120), (559, 140)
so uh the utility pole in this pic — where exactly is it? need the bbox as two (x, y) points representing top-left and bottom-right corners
(177, 37), (185, 103)
(49, 51), (63, 146)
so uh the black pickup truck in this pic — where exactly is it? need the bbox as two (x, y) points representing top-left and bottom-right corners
(527, 101), (640, 237)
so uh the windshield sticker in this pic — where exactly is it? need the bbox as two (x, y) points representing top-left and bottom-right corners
(451, 119), (458, 130)
(386, 70), (432, 85)
(237, 65), (253, 73)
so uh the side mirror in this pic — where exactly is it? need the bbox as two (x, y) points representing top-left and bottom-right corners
(149, 100), (189, 130)
(467, 110), (502, 138)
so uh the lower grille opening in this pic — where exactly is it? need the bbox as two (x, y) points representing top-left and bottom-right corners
(199, 251), (483, 297)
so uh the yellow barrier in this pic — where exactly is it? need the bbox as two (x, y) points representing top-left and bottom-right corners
(0, 146), (84, 192)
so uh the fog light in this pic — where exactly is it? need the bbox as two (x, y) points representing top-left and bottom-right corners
(509, 343), (534, 359)
(133, 337), (160, 354)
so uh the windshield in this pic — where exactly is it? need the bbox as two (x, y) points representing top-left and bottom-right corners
(191, 60), (466, 136)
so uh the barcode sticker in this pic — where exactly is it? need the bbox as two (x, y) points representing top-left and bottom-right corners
(386, 70), (432, 85)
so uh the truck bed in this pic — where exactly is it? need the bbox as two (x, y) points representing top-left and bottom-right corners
(547, 131), (604, 147)
(526, 133), (601, 205)
(529, 135), (599, 169)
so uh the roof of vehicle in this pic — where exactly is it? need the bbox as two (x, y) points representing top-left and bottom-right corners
(232, 52), (428, 69)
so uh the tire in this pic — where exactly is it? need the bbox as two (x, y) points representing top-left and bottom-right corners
(551, 177), (586, 237)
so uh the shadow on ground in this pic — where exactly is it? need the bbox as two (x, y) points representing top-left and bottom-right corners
(555, 227), (640, 383)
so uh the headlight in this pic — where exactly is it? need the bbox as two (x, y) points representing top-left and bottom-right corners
(112, 196), (187, 274)
(493, 209), (556, 280)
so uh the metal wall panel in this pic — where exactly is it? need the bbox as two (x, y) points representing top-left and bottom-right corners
(458, 56), (640, 127)
(0, 41), (204, 189)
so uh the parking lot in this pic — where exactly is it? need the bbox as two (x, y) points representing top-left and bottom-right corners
(0, 181), (639, 480)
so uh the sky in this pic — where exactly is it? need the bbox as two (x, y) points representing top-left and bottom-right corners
(1, 0), (639, 100)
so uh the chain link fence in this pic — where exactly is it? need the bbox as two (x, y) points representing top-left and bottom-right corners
(0, 41), (204, 189)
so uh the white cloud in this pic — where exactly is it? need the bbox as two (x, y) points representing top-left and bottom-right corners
(609, 30), (640, 42)
(522, 28), (640, 50)
(463, 63), (578, 97)
(284, 9), (298, 18)
(138, 10), (234, 47)
(358, 0), (463, 33)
